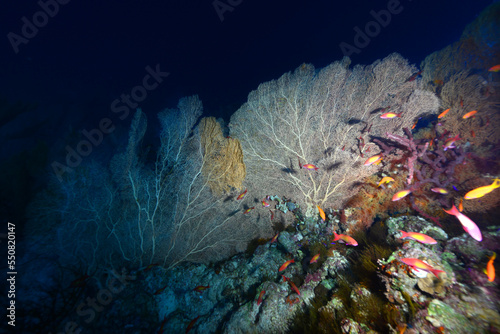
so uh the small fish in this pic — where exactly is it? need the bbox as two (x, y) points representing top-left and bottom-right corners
(143, 263), (160, 272)
(279, 259), (295, 272)
(460, 97), (464, 107)
(378, 176), (394, 187)
(411, 120), (417, 129)
(458, 198), (464, 212)
(464, 179), (500, 199)
(237, 189), (247, 200)
(302, 163), (319, 171)
(443, 134), (460, 151)
(269, 210), (275, 221)
(364, 154), (383, 166)
(185, 316), (200, 334)
(407, 70), (422, 82)
(270, 232), (279, 243)
(154, 284), (169, 295)
(257, 290), (266, 305)
(399, 230), (437, 245)
(70, 274), (90, 288)
(243, 207), (255, 214)
(488, 65), (500, 72)
(282, 275), (300, 295)
(317, 205), (326, 221)
(310, 253), (320, 264)
(262, 199), (270, 207)
(462, 110), (478, 119)
(392, 189), (411, 201)
(431, 188), (448, 194)
(438, 108), (450, 119)
(470, 130), (475, 138)
(158, 316), (168, 334)
(433, 79), (444, 86)
(380, 112), (402, 119)
(400, 258), (444, 278)
(443, 205), (482, 241)
(486, 253), (496, 282)
(193, 285), (210, 293)
(332, 231), (358, 246)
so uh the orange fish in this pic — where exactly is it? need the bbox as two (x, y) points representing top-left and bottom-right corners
(464, 179), (500, 199)
(282, 275), (300, 295)
(237, 189), (247, 200)
(399, 230), (437, 245)
(443, 134), (460, 151)
(317, 205), (326, 221)
(431, 188), (448, 194)
(392, 189), (411, 201)
(486, 253), (496, 282)
(279, 259), (295, 272)
(400, 258), (445, 278)
(185, 315), (200, 334)
(443, 205), (482, 241)
(332, 231), (358, 246)
(243, 207), (255, 214)
(462, 110), (477, 119)
(488, 65), (500, 72)
(380, 112), (402, 119)
(378, 176), (394, 187)
(438, 108), (450, 119)
(257, 290), (266, 305)
(193, 285), (210, 293)
(470, 130), (475, 138)
(310, 253), (320, 264)
(302, 163), (319, 171)
(411, 120), (417, 129)
(270, 232), (279, 243)
(458, 198), (464, 212)
(460, 97), (464, 107)
(364, 154), (383, 166)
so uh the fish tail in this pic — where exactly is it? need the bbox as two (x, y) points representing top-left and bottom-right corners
(332, 232), (339, 241)
(431, 269), (445, 278)
(399, 230), (407, 239)
(493, 179), (500, 189)
(492, 252), (497, 261)
(443, 205), (459, 216)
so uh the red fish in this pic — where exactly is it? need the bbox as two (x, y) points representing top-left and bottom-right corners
(488, 65), (500, 72)
(392, 189), (411, 201)
(443, 205), (482, 241)
(380, 112), (402, 119)
(158, 317), (167, 334)
(144, 263), (160, 272)
(270, 210), (275, 221)
(400, 258), (444, 277)
(364, 154), (383, 166)
(302, 163), (319, 171)
(282, 275), (300, 295)
(310, 253), (320, 264)
(193, 285), (210, 293)
(257, 290), (266, 305)
(407, 70), (422, 82)
(186, 316), (200, 334)
(279, 259), (295, 272)
(332, 231), (358, 246)
(236, 189), (247, 200)
(70, 274), (90, 288)
(262, 199), (270, 207)
(270, 232), (279, 243)
(443, 134), (460, 150)
(243, 207), (255, 214)
(399, 230), (437, 245)
(154, 284), (168, 295)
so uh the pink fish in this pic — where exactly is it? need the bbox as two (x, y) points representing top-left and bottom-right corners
(302, 164), (319, 171)
(399, 230), (437, 245)
(392, 189), (411, 201)
(332, 231), (358, 246)
(443, 205), (482, 241)
(400, 258), (444, 278)
(431, 188), (448, 194)
(380, 112), (402, 119)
